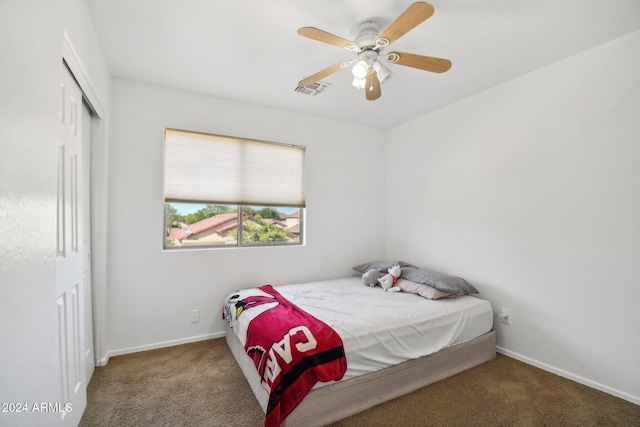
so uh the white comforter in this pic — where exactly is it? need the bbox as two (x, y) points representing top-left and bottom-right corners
(273, 276), (494, 381)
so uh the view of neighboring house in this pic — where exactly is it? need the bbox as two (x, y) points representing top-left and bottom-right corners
(168, 213), (238, 245)
(279, 211), (300, 235)
(168, 211), (301, 246)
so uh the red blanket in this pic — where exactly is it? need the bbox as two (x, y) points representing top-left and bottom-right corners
(226, 285), (347, 427)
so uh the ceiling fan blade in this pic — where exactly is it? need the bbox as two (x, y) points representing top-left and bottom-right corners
(386, 52), (451, 73)
(298, 61), (353, 87)
(298, 27), (358, 51)
(365, 70), (381, 101)
(376, 2), (434, 46)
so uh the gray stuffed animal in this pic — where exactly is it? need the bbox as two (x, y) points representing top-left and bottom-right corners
(361, 268), (381, 287)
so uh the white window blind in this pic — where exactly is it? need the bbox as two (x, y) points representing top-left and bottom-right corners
(164, 128), (306, 207)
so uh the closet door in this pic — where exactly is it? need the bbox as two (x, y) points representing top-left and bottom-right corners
(56, 63), (88, 426)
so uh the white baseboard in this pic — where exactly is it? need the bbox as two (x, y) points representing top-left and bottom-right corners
(95, 354), (109, 367)
(496, 346), (639, 405)
(96, 331), (227, 367)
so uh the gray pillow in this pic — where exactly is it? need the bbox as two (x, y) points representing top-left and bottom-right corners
(352, 260), (417, 274)
(401, 266), (479, 295)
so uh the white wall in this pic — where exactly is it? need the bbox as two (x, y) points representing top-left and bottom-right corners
(0, 0), (110, 426)
(105, 80), (386, 354)
(0, 3), (61, 425)
(386, 31), (640, 403)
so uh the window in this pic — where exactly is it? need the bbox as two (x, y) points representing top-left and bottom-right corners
(163, 129), (305, 249)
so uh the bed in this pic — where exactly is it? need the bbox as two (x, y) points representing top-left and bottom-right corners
(224, 268), (495, 427)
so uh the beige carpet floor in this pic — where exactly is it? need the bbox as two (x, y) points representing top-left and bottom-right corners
(79, 338), (639, 427)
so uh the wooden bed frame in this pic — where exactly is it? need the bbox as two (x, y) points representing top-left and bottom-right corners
(226, 326), (496, 427)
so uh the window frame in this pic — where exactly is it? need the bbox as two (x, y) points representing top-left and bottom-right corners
(163, 129), (306, 250)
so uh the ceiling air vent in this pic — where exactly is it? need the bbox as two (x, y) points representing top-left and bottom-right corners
(294, 81), (330, 96)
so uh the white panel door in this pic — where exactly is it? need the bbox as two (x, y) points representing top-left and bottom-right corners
(56, 64), (88, 427)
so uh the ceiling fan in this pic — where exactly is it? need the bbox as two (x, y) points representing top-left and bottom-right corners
(296, 2), (451, 101)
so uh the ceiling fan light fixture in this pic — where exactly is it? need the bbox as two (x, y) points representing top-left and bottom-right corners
(351, 77), (366, 90)
(351, 60), (369, 79)
(373, 60), (392, 84)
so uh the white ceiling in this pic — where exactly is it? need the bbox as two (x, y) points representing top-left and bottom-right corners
(85, 0), (640, 129)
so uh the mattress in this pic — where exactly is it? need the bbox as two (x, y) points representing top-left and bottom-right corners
(228, 276), (494, 385)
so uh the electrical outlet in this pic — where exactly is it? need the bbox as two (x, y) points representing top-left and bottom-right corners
(190, 309), (200, 323)
(498, 308), (511, 325)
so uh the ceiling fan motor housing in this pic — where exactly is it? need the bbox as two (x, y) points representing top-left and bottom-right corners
(351, 22), (384, 80)
(354, 21), (381, 51)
